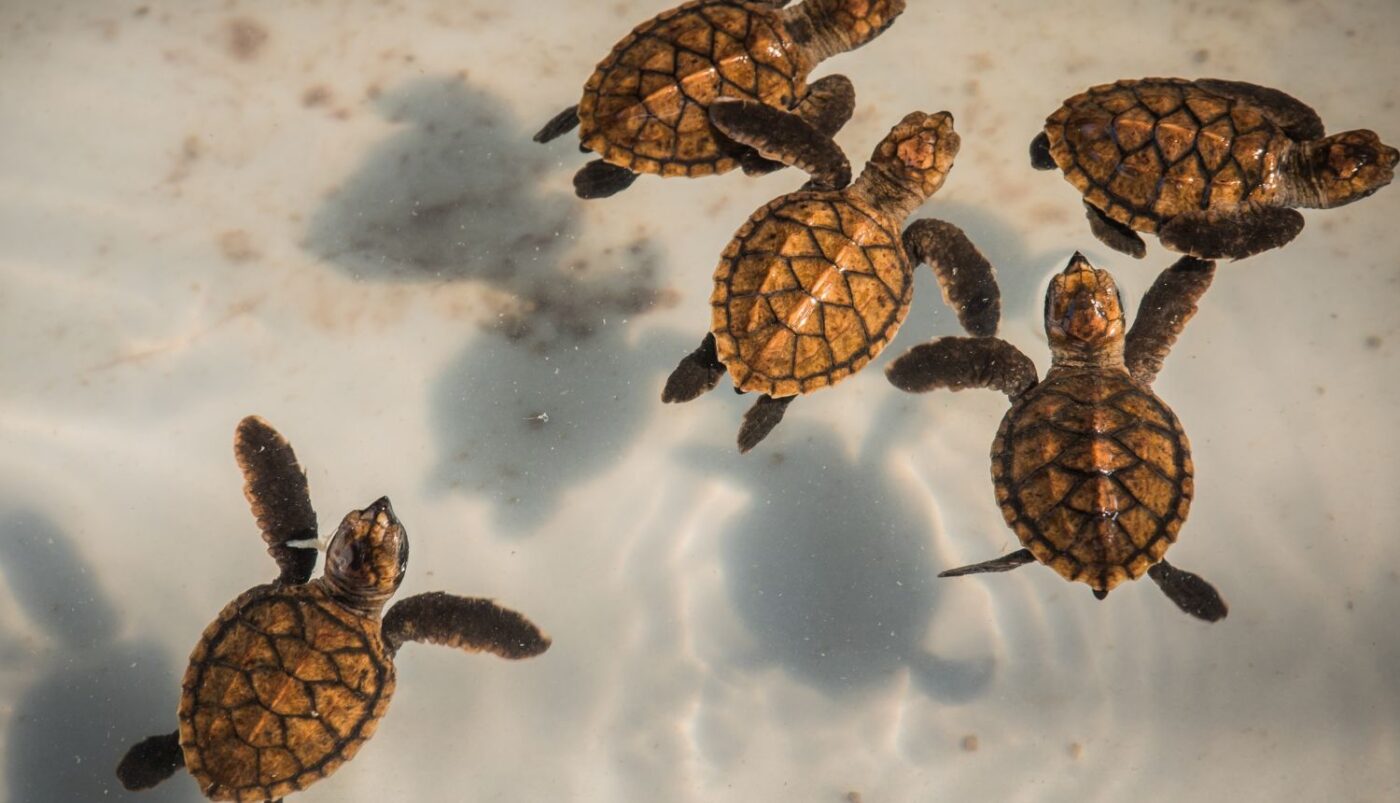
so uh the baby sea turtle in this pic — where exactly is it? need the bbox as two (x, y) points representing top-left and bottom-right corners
(1031, 77), (1398, 260)
(116, 417), (550, 802)
(533, 0), (906, 198)
(663, 108), (999, 452)
(887, 253), (1228, 621)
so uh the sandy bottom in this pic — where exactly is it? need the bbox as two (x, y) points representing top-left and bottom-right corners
(1, 1), (1397, 801)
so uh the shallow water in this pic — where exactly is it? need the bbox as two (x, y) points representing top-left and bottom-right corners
(1, 1), (1398, 801)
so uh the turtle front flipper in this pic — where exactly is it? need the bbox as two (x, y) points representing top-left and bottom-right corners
(533, 105), (580, 144)
(902, 219), (1001, 336)
(116, 731), (184, 791)
(1125, 256), (1215, 385)
(939, 549), (1036, 577)
(663, 333), (727, 403)
(1085, 202), (1147, 259)
(733, 74), (857, 177)
(234, 416), (319, 586)
(1194, 79), (1325, 141)
(886, 336), (1038, 399)
(709, 99), (851, 190)
(1147, 560), (1229, 622)
(382, 591), (551, 659)
(1158, 204), (1304, 260)
(794, 74), (856, 138)
(737, 394), (795, 453)
(573, 159), (640, 199)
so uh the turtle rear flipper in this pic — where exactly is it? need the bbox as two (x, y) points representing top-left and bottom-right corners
(902, 219), (1001, 336)
(383, 592), (551, 659)
(886, 336), (1038, 399)
(234, 417), (319, 586)
(1147, 561), (1229, 622)
(1158, 204), (1304, 260)
(1029, 132), (1056, 170)
(533, 105), (580, 143)
(574, 159), (640, 199)
(663, 333), (726, 403)
(1085, 202), (1147, 259)
(1195, 78), (1325, 141)
(939, 549), (1036, 577)
(709, 99), (851, 190)
(1125, 256), (1215, 385)
(737, 394), (795, 453)
(116, 731), (183, 791)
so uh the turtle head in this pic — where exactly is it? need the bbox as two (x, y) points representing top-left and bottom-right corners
(1045, 253), (1126, 356)
(793, 0), (906, 58)
(1297, 130), (1398, 208)
(856, 111), (959, 219)
(323, 496), (408, 615)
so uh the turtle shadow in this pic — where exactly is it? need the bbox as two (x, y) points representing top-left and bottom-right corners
(303, 73), (575, 286)
(0, 509), (189, 802)
(303, 73), (683, 533)
(681, 397), (995, 701)
(428, 306), (688, 535)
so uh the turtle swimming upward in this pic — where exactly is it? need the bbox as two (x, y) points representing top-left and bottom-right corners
(116, 417), (551, 802)
(533, 0), (905, 198)
(887, 253), (1228, 621)
(1031, 77), (1398, 260)
(663, 108), (1000, 452)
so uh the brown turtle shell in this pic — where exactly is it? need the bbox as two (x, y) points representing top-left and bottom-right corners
(1043, 77), (1293, 232)
(991, 369), (1193, 593)
(711, 191), (910, 397)
(578, 0), (809, 178)
(178, 582), (394, 802)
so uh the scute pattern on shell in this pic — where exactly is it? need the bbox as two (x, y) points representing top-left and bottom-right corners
(1044, 78), (1293, 231)
(991, 371), (1193, 592)
(578, 0), (807, 177)
(711, 192), (909, 397)
(179, 583), (394, 802)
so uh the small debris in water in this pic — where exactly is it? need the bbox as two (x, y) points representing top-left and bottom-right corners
(961, 734), (979, 752)
(1068, 742), (1084, 760)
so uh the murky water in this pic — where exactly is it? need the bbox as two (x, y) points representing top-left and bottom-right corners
(2, 1), (1398, 801)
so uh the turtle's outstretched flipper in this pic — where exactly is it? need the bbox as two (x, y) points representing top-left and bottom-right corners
(234, 416), (319, 586)
(939, 549), (1036, 577)
(663, 333), (726, 403)
(794, 74), (856, 138)
(710, 99), (851, 190)
(574, 160), (639, 199)
(902, 219), (1001, 336)
(887, 336), (1038, 399)
(737, 394), (795, 453)
(1194, 79), (1324, 141)
(1148, 561), (1228, 622)
(1085, 202), (1147, 259)
(116, 731), (184, 791)
(534, 105), (580, 143)
(382, 592), (551, 659)
(1158, 204), (1303, 261)
(1125, 256), (1215, 385)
